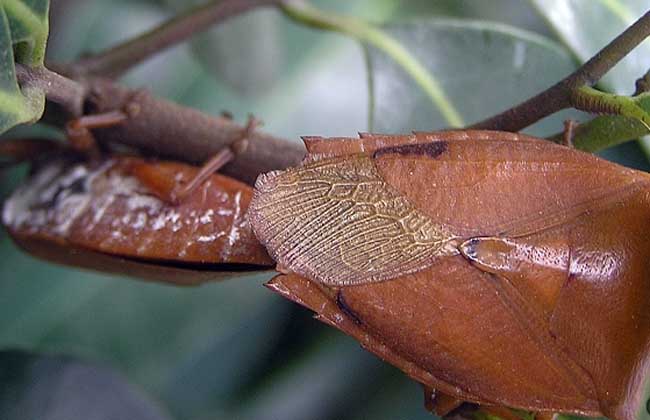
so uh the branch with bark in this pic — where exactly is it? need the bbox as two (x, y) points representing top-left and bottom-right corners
(84, 78), (303, 185)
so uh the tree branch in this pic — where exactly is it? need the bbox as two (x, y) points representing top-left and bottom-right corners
(84, 78), (304, 184)
(72, 0), (283, 79)
(16, 65), (304, 185)
(471, 9), (650, 131)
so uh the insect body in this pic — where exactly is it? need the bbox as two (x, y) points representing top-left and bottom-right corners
(249, 130), (650, 420)
(3, 154), (273, 284)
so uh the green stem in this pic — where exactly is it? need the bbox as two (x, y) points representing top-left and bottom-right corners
(547, 114), (648, 153)
(280, 0), (464, 128)
(546, 87), (650, 153)
(572, 86), (650, 129)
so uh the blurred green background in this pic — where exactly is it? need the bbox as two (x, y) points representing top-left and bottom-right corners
(2, 1), (650, 419)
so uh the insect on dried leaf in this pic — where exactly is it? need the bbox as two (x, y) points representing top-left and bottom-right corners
(249, 130), (650, 420)
(3, 152), (273, 284)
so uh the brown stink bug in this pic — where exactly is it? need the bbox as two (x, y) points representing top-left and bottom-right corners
(249, 130), (650, 420)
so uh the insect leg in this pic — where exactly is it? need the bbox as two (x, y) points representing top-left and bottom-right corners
(168, 115), (259, 204)
(65, 110), (127, 158)
(562, 119), (579, 148)
(422, 385), (463, 416)
(64, 89), (145, 159)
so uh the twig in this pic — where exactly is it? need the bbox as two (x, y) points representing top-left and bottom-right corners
(16, 64), (85, 117)
(84, 78), (304, 184)
(471, 9), (650, 131)
(72, 0), (283, 78)
(16, 65), (303, 184)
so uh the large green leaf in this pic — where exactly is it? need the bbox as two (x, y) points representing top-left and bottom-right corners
(0, 0), (49, 134)
(366, 19), (579, 135)
(529, 1), (650, 154)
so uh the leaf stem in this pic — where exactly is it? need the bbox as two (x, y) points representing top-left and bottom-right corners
(572, 86), (650, 127)
(280, 0), (464, 128)
(547, 115), (648, 153)
(72, 0), (282, 79)
(471, 9), (650, 131)
(15, 64), (84, 116)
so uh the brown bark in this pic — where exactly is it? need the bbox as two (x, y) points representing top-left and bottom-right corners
(86, 78), (305, 185)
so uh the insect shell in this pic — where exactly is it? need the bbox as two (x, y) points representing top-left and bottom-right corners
(3, 154), (273, 285)
(249, 130), (650, 420)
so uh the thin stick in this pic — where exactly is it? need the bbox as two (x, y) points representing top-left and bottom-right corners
(15, 66), (303, 184)
(85, 78), (303, 185)
(73, 0), (282, 78)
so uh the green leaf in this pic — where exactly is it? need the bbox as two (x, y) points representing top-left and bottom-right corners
(189, 9), (282, 96)
(530, 1), (650, 153)
(0, 0), (49, 135)
(0, 349), (173, 420)
(366, 19), (579, 135)
(283, 2), (469, 129)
